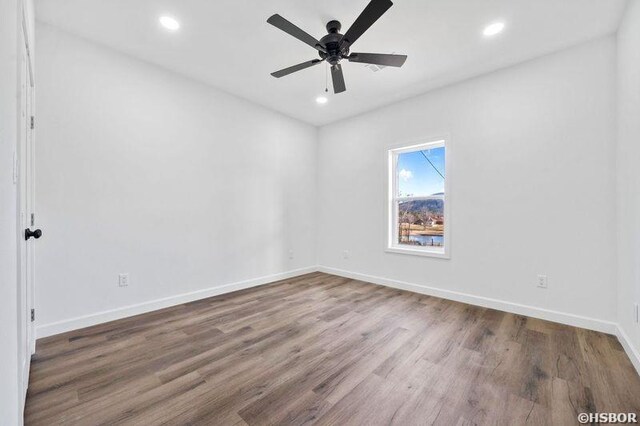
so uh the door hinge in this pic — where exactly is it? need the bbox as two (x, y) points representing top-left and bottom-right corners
(30, 309), (35, 322)
(13, 152), (18, 184)
(30, 116), (34, 130)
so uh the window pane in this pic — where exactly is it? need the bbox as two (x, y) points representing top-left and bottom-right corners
(396, 147), (445, 197)
(397, 199), (444, 248)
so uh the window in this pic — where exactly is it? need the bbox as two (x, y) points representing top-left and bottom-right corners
(387, 139), (449, 258)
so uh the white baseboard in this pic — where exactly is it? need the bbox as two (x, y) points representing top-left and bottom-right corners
(321, 265), (640, 376)
(36, 266), (317, 338)
(616, 325), (640, 376)
(317, 266), (618, 335)
(37, 264), (640, 378)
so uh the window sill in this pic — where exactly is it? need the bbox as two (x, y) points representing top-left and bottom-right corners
(385, 246), (450, 259)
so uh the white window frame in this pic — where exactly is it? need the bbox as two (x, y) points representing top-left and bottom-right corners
(386, 138), (450, 259)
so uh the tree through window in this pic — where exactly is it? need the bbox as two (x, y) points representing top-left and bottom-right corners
(388, 140), (448, 257)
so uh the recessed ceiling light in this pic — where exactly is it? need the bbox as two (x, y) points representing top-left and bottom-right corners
(159, 16), (180, 31)
(316, 96), (328, 105)
(483, 22), (505, 37)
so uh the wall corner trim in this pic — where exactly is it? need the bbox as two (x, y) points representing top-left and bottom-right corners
(616, 325), (640, 376)
(317, 266), (640, 373)
(36, 266), (318, 339)
(37, 264), (640, 378)
(317, 265), (618, 335)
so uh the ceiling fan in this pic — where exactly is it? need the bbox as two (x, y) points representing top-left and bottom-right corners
(267, 0), (407, 94)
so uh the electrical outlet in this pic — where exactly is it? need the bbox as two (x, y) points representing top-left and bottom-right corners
(118, 273), (130, 287)
(537, 275), (548, 289)
(342, 250), (350, 260)
(288, 249), (294, 260)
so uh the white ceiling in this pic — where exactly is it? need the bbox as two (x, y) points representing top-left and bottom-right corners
(35, 0), (628, 126)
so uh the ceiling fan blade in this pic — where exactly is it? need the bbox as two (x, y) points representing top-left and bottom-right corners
(271, 59), (323, 78)
(341, 0), (393, 48)
(348, 52), (407, 67)
(331, 64), (346, 94)
(267, 14), (325, 52)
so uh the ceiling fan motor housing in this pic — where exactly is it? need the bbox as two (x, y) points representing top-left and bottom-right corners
(267, 0), (406, 94)
(319, 20), (349, 65)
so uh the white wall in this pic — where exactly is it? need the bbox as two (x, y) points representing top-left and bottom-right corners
(0, 0), (21, 422)
(35, 24), (318, 335)
(617, 0), (640, 363)
(33, 10), (637, 360)
(318, 37), (618, 329)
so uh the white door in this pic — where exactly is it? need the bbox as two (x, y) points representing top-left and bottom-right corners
(18, 11), (37, 405)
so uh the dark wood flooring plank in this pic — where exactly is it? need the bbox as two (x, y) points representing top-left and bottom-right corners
(25, 272), (640, 425)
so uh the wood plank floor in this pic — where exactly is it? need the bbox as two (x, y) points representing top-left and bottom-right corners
(25, 272), (640, 425)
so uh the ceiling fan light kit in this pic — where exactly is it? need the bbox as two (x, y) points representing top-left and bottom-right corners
(267, 0), (407, 94)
